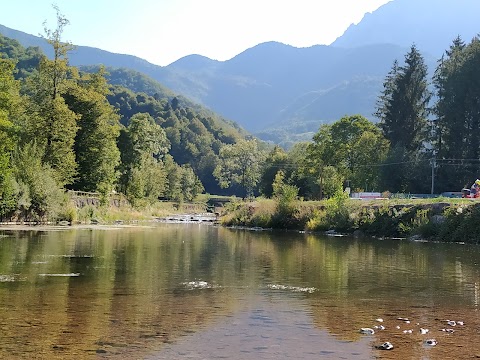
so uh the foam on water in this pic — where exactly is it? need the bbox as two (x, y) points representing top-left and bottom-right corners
(266, 284), (317, 293)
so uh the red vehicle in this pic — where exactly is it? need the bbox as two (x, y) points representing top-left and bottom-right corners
(462, 179), (480, 198)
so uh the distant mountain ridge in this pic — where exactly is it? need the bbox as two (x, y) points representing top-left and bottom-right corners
(332, 0), (480, 57)
(2, 0), (480, 146)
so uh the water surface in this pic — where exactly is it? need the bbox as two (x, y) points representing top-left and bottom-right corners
(0, 224), (479, 359)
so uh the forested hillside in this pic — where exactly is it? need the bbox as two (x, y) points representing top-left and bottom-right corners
(0, 20), (426, 147)
(0, 19), (253, 221)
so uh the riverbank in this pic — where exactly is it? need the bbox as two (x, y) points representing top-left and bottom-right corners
(3, 193), (479, 245)
(0, 198), (209, 226)
(217, 196), (480, 244)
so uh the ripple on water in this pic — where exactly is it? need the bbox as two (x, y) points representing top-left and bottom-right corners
(266, 284), (317, 294)
(181, 281), (218, 290)
(0, 274), (25, 282)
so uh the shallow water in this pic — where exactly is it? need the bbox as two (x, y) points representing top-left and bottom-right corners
(0, 224), (479, 359)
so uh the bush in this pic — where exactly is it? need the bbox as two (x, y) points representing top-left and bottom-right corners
(323, 190), (352, 231)
(305, 209), (328, 231)
(439, 204), (480, 243)
(57, 200), (78, 223)
(77, 205), (102, 223)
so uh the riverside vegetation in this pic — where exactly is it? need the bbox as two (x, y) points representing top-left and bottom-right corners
(219, 191), (480, 244)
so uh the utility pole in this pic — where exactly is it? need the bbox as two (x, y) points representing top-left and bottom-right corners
(431, 157), (436, 195)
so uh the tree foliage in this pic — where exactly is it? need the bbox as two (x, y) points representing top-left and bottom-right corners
(214, 139), (265, 198)
(0, 59), (19, 216)
(374, 45), (432, 193)
(62, 69), (121, 194)
(375, 44), (431, 153)
(433, 36), (480, 190)
(308, 115), (389, 194)
(21, 7), (79, 186)
(118, 113), (170, 204)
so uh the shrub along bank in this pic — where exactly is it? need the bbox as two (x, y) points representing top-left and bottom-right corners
(219, 194), (480, 244)
(0, 190), (207, 225)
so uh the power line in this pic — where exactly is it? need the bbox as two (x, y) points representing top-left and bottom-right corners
(262, 157), (480, 170)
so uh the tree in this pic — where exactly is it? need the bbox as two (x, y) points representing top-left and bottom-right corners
(374, 45), (432, 192)
(125, 156), (167, 205)
(63, 67), (121, 195)
(179, 164), (204, 202)
(21, 5), (79, 185)
(214, 139), (265, 198)
(375, 45), (431, 153)
(0, 59), (19, 216)
(308, 115), (389, 194)
(118, 113), (170, 204)
(286, 142), (318, 199)
(272, 170), (298, 217)
(433, 36), (480, 190)
(259, 146), (288, 197)
(41, 4), (74, 101)
(161, 155), (204, 202)
(11, 142), (65, 221)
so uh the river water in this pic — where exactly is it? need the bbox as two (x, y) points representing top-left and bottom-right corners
(0, 224), (479, 359)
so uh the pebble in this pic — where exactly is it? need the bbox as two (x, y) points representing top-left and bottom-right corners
(360, 328), (375, 335)
(376, 342), (394, 350)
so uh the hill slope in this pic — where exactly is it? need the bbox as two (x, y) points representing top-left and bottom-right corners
(2, 0), (478, 146)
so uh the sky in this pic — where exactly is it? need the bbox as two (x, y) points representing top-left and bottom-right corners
(0, 0), (392, 66)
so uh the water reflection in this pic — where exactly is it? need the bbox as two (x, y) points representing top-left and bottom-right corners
(0, 225), (479, 358)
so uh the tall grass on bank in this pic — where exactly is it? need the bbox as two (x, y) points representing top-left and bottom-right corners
(219, 195), (480, 244)
(55, 197), (206, 225)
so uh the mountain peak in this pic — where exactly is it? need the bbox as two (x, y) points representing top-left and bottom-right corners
(332, 0), (480, 56)
(168, 54), (219, 71)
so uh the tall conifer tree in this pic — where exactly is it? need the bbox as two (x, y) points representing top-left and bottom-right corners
(375, 45), (431, 153)
(375, 45), (432, 192)
(434, 36), (480, 189)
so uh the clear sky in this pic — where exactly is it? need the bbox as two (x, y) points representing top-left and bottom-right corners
(0, 0), (392, 66)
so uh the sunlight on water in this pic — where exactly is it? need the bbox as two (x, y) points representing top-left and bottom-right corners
(38, 273), (81, 277)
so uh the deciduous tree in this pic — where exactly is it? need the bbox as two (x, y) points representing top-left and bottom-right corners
(214, 139), (265, 198)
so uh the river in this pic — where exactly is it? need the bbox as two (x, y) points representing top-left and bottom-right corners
(0, 224), (479, 359)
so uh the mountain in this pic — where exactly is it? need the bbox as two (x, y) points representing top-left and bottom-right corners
(2, 0), (479, 146)
(332, 0), (480, 58)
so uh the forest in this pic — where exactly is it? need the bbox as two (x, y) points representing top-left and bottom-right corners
(1, 7), (480, 222)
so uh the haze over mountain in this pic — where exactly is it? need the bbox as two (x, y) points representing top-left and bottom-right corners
(1, 0), (479, 147)
(332, 0), (480, 57)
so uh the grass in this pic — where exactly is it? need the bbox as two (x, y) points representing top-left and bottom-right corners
(217, 195), (480, 243)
